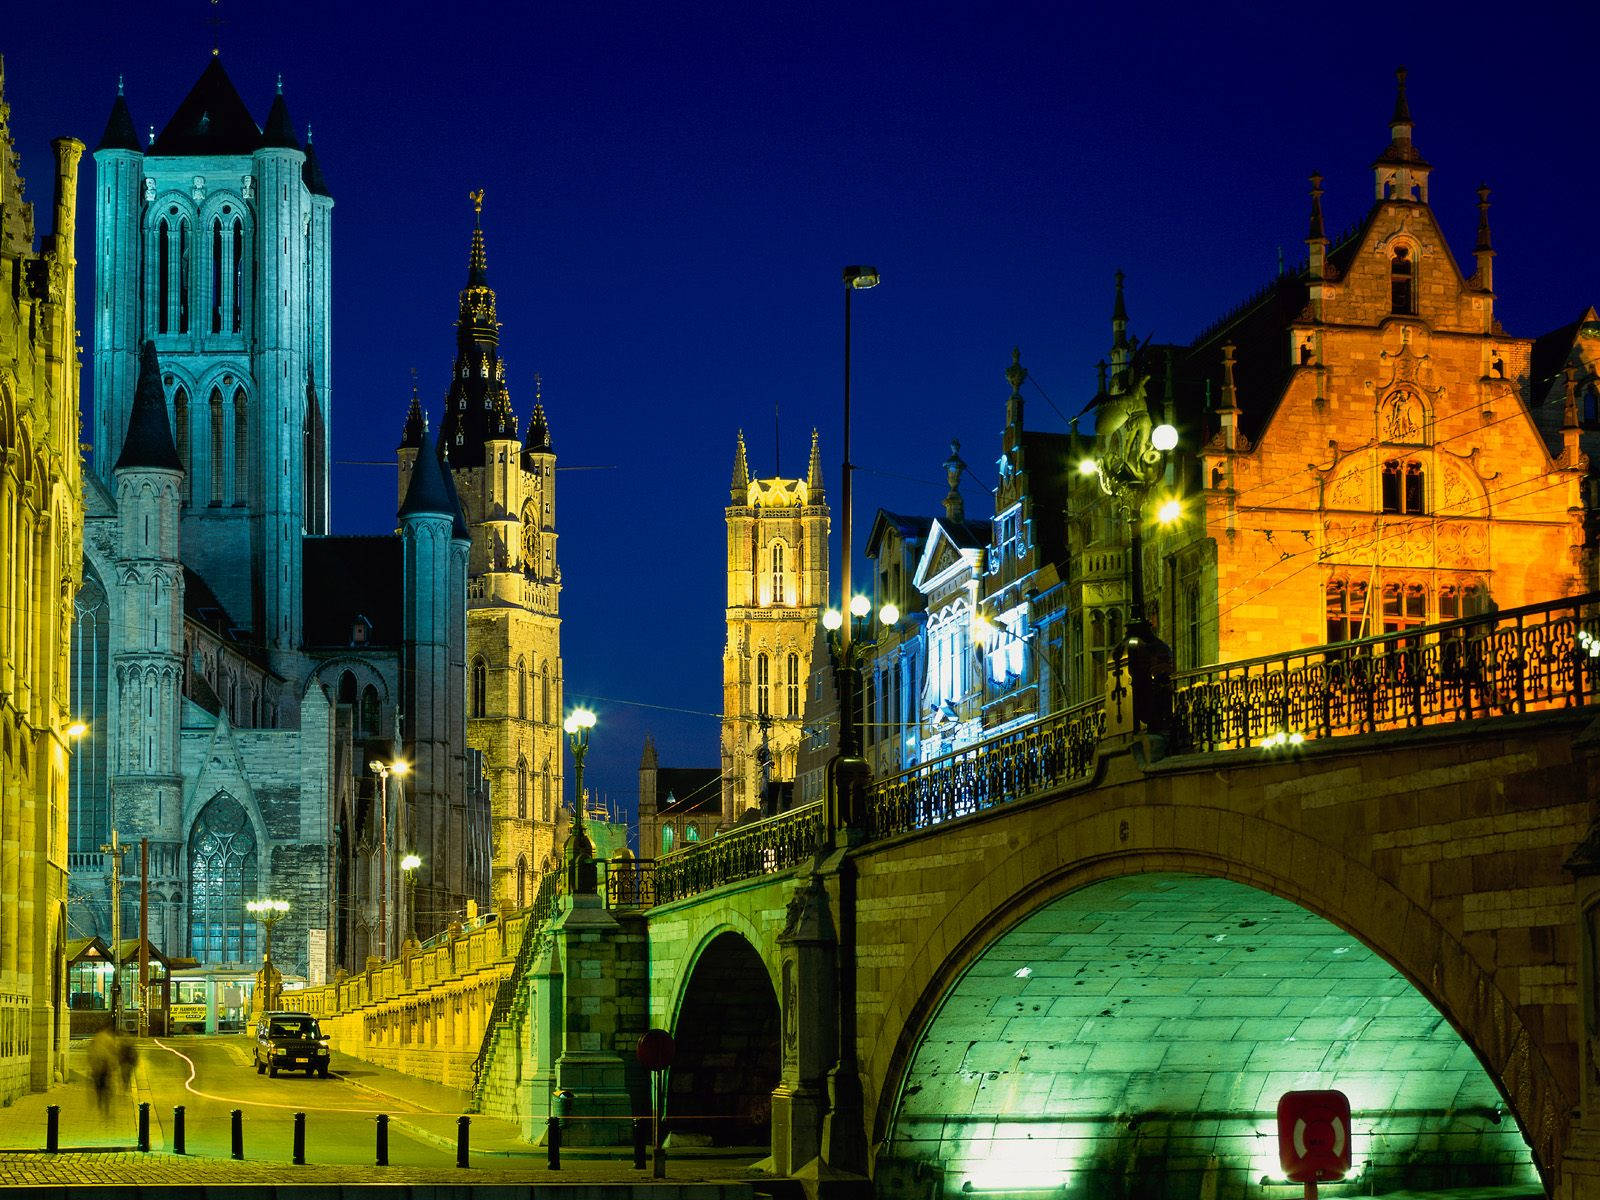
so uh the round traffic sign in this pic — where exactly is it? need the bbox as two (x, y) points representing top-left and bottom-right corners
(636, 1027), (676, 1072)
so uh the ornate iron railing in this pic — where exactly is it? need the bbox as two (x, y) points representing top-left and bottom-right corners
(865, 697), (1108, 839)
(604, 860), (656, 909)
(1168, 592), (1600, 753)
(651, 803), (825, 905)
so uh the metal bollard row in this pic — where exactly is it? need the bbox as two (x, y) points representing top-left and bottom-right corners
(546, 1114), (561, 1169)
(137, 1101), (150, 1152)
(456, 1114), (470, 1169)
(173, 1104), (186, 1155)
(375, 1112), (389, 1166)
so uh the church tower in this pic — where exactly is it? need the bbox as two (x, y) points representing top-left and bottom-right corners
(720, 431), (830, 826)
(91, 58), (332, 670)
(401, 197), (563, 913)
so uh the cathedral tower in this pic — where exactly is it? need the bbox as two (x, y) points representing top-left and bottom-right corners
(401, 198), (563, 912)
(91, 59), (333, 670)
(720, 431), (830, 825)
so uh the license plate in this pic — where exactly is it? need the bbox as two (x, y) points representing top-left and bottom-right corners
(294, 1057), (308, 1063)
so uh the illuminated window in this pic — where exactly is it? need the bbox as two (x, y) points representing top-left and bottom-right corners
(662, 826), (675, 854)
(541, 761), (552, 822)
(470, 657), (487, 718)
(540, 663), (550, 724)
(1439, 582), (1490, 622)
(517, 758), (528, 819)
(209, 388), (225, 503)
(187, 793), (258, 965)
(517, 657), (527, 720)
(771, 542), (785, 605)
(1381, 582), (1427, 635)
(178, 217), (190, 332)
(516, 857), (527, 909)
(756, 653), (770, 716)
(359, 685), (379, 736)
(211, 219), (223, 333)
(1325, 579), (1368, 642)
(1391, 246), (1415, 315)
(686, 825), (700, 843)
(233, 389), (248, 504)
(157, 218), (170, 333)
(1381, 459), (1426, 515)
(173, 388), (190, 504)
(231, 218), (244, 332)
(786, 653), (800, 718)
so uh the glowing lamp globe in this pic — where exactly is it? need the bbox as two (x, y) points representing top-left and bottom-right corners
(1151, 423), (1179, 452)
(822, 609), (843, 631)
(850, 594), (871, 618)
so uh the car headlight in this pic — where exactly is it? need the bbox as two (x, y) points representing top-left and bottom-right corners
(317, 1038), (329, 1047)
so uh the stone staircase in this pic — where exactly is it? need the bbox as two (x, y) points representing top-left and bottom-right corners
(469, 872), (559, 1125)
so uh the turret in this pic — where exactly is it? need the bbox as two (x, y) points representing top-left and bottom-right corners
(731, 430), (750, 501)
(304, 122), (334, 533)
(93, 78), (145, 476)
(398, 373), (426, 506)
(805, 428), (826, 505)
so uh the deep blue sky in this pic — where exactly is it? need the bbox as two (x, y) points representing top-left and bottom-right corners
(8, 3), (1598, 827)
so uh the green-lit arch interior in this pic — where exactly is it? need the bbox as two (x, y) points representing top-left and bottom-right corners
(882, 873), (1538, 1199)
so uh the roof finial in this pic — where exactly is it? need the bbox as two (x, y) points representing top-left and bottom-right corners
(1392, 65), (1411, 127)
(1307, 172), (1325, 240)
(147, 124), (155, 146)
(534, 370), (543, 404)
(117, 74), (124, 97)
(470, 187), (484, 224)
(466, 190), (488, 286)
(1006, 346), (1026, 396)
(275, 73), (283, 96)
(1475, 183), (1493, 252)
(305, 123), (313, 145)
(943, 439), (967, 522)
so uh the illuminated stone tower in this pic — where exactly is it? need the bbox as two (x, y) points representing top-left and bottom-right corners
(720, 431), (830, 826)
(91, 58), (332, 673)
(400, 198), (562, 912)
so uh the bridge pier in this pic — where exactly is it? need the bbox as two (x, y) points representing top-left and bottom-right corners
(772, 872), (835, 1176)
(549, 892), (641, 1146)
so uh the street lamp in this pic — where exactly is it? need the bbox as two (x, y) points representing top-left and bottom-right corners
(400, 853), (422, 946)
(562, 708), (598, 897)
(246, 898), (290, 1011)
(368, 758), (410, 960)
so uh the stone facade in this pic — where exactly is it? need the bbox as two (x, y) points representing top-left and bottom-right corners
(399, 204), (564, 916)
(721, 432), (831, 827)
(0, 61), (84, 1100)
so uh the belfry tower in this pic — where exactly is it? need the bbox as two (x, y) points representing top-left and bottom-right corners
(721, 431), (830, 826)
(399, 195), (563, 913)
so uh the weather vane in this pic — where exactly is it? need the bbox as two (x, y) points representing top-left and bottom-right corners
(208, 0), (225, 57)
(469, 188), (484, 216)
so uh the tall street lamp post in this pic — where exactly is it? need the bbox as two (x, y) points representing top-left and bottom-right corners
(246, 898), (290, 1012)
(563, 708), (598, 896)
(368, 758), (410, 960)
(400, 853), (422, 947)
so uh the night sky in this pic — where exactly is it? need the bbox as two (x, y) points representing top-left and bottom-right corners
(7, 3), (1598, 830)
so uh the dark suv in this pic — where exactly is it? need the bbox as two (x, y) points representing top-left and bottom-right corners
(254, 1011), (330, 1078)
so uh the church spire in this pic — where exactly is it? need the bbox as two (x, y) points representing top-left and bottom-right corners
(467, 187), (488, 288)
(805, 428), (825, 503)
(437, 191), (507, 465)
(115, 342), (183, 473)
(400, 370), (425, 449)
(731, 430), (750, 501)
(1373, 66), (1430, 204)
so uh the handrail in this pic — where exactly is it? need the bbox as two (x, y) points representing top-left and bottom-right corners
(468, 870), (559, 1105)
(652, 804), (824, 905)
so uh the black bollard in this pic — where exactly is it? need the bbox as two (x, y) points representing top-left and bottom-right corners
(293, 1111), (306, 1165)
(45, 1105), (58, 1153)
(375, 1113), (389, 1166)
(172, 1105), (185, 1155)
(137, 1102), (150, 1152)
(456, 1114), (470, 1169)
(545, 1114), (561, 1169)
(230, 1108), (244, 1160)
(632, 1117), (648, 1169)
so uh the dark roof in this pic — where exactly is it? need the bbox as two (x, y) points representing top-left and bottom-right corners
(150, 57), (262, 157)
(302, 536), (403, 648)
(866, 509), (933, 561)
(114, 342), (183, 472)
(260, 89), (298, 150)
(1531, 307), (1600, 408)
(183, 566), (238, 633)
(652, 768), (723, 815)
(438, 213), (520, 466)
(398, 423), (454, 521)
(96, 92), (141, 153)
(439, 451), (472, 541)
(399, 389), (426, 450)
(938, 517), (991, 550)
(301, 138), (329, 195)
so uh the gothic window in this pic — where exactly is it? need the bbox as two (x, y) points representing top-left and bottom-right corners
(208, 388), (225, 503)
(173, 388), (190, 504)
(662, 826), (675, 854)
(541, 760), (552, 822)
(231, 218), (244, 332)
(1439, 582), (1491, 623)
(517, 758), (528, 820)
(1381, 582), (1427, 635)
(686, 825), (700, 843)
(517, 658), (527, 720)
(756, 653), (770, 717)
(158, 219), (170, 333)
(516, 857), (527, 909)
(178, 217), (190, 332)
(1381, 459), (1426, 515)
(360, 685), (379, 736)
(1325, 579), (1368, 642)
(233, 389), (248, 504)
(540, 663), (550, 724)
(69, 570), (111, 854)
(786, 652), (800, 718)
(771, 542), (785, 605)
(211, 219), (223, 333)
(187, 793), (259, 966)
(1390, 246), (1415, 315)
(471, 658), (487, 718)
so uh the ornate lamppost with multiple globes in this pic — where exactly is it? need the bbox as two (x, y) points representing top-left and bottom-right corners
(562, 708), (598, 896)
(367, 758), (409, 959)
(400, 853), (422, 949)
(246, 897), (290, 1012)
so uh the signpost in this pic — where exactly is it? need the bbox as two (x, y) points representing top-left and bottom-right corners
(636, 1028), (676, 1179)
(1277, 1089), (1353, 1198)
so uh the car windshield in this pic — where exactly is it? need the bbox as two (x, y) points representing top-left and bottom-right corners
(269, 1018), (316, 1038)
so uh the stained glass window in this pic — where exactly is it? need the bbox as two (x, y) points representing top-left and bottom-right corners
(188, 794), (259, 965)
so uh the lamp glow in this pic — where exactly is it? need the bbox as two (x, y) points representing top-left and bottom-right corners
(879, 602), (900, 626)
(971, 615), (994, 644)
(822, 608), (843, 631)
(400, 853), (422, 872)
(1156, 499), (1182, 525)
(850, 594), (871, 618)
(1078, 458), (1099, 476)
(563, 707), (597, 735)
(65, 721), (88, 739)
(843, 264), (880, 290)
(1151, 423), (1179, 452)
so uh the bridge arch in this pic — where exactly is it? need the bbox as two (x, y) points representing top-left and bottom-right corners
(665, 925), (781, 1146)
(865, 796), (1571, 1191)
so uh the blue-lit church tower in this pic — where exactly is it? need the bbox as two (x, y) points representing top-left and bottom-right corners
(93, 57), (331, 669)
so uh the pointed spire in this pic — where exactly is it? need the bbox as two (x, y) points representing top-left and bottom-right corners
(438, 445), (472, 541)
(640, 734), (659, 770)
(260, 77), (298, 149)
(97, 78), (141, 153)
(1307, 173), (1326, 241)
(1391, 65), (1412, 127)
(467, 189), (488, 287)
(1564, 365), (1581, 431)
(1112, 269), (1129, 350)
(1005, 346), (1027, 439)
(399, 420), (453, 520)
(731, 430), (750, 502)
(1373, 65), (1430, 202)
(115, 342), (183, 472)
(302, 126), (330, 195)
(1475, 184), (1494, 253)
(400, 369), (425, 449)
(1307, 172), (1328, 284)
(1218, 344), (1240, 454)
(805, 428), (826, 503)
(943, 440), (966, 522)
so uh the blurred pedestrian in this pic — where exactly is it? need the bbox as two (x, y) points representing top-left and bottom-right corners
(116, 1028), (138, 1095)
(86, 1026), (116, 1115)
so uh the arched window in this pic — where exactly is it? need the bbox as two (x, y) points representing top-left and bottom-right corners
(173, 388), (190, 504)
(771, 542), (785, 605)
(178, 217), (190, 332)
(1381, 458), (1426, 515)
(540, 663), (550, 724)
(517, 657), (527, 720)
(158, 218), (171, 333)
(187, 793), (259, 965)
(211, 219), (223, 333)
(517, 758), (529, 820)
(233, 388), (248, 504)
(662, 826), (675, 854)
(541, 761), (552, 823)
(1391, 246), (1415, 315)
(516, 857), (527, 909)
(208, 388), (225, 503)
(755, 653), (770, 716)
(470, 658), (487, 718)
(686, 825), (700, 843)
(232, 218), (244, 332)
(360, 685), (379, 736)
(337, 671), (357, 707)
(786, 652), (801, 718)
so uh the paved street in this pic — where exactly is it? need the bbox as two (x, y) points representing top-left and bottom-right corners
(0, 1035), (768, 1190)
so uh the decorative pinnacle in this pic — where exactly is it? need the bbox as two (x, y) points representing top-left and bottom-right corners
(1564, 365), (1580, 430)
(470, 188), (484, 221)
(117, 74), (124, 97)
(1392, 66), (1411, 126)
(1308, 172), (1326, 241)
(1475, 183), (1493, 253)
(275, 73), (283, 95)
(1006, 346), (1026, 395)
(305, 123), (313, 144)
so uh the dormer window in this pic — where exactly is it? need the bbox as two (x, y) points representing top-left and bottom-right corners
(1390, 246), (1415, 315)
(350, 616), (371, 645)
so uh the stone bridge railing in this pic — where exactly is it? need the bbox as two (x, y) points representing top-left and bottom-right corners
(629, 592), (1600, 906)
